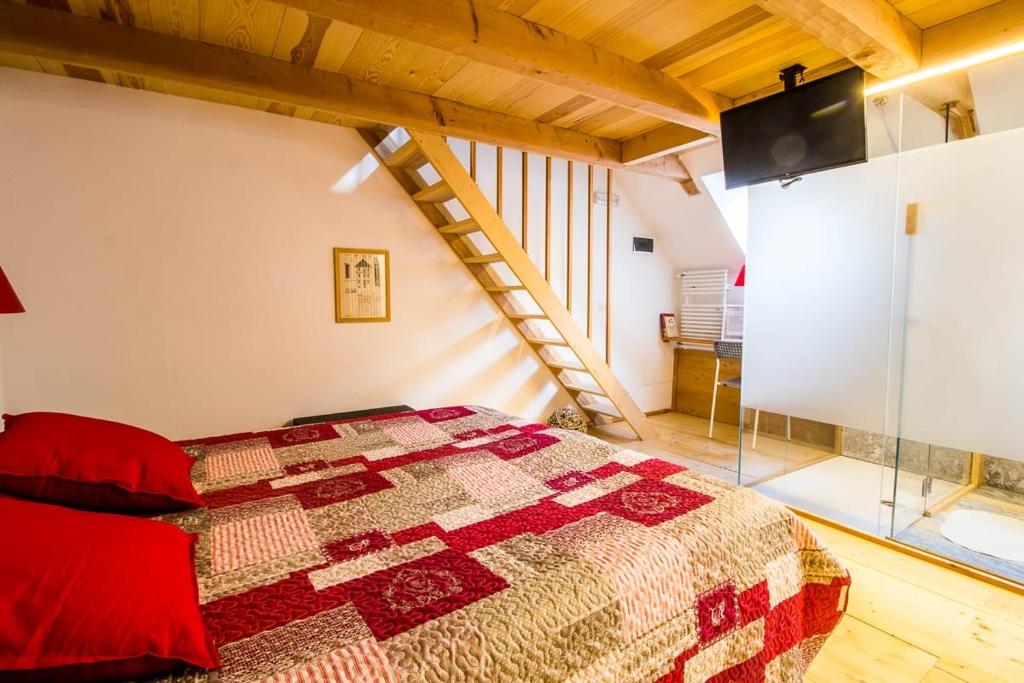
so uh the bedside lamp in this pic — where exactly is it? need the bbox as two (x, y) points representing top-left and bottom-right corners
(0, 267), (25, 314)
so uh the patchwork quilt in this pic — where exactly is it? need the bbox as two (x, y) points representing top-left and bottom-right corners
(155, 406), (849, 683)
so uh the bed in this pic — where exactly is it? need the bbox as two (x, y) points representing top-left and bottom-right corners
(158, 405), (849, 682)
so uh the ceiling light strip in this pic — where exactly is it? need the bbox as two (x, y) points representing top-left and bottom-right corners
(865, 39), (1024, 96)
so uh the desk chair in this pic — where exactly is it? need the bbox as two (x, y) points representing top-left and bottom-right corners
(708, 340), (761, 448)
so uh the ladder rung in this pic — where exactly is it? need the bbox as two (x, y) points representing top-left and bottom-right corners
(507, 313), (547, 320)
(581, 404), (622, 419)
(524, 337), (569, 347)
(384, 139), (426, 169)
(485, 285), (526, 293)
(546, 360), (586, 371)
(562, 383), (607, 397)
(463, 253), (503, 264)
(438, 219), (480, 235)
(412, 181), (456, 203)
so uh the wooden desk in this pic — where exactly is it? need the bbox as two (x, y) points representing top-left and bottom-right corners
(671, 347), (839, 450)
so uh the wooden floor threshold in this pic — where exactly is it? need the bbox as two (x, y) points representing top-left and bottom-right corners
(791, 505), (1024, 595)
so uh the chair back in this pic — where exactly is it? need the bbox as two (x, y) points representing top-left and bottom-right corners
(713, 340), (743, 360)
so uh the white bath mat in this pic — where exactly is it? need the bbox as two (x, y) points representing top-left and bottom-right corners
(940, 509), (1024, 563)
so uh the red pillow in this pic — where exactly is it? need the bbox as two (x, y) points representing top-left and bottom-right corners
(0, 495), (220, 682)
(0, 412), (203, 512)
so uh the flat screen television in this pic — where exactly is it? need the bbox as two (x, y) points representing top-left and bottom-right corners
(721, 67), (866, 189)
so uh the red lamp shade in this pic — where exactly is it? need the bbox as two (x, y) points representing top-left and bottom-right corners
(0, 266), (25, 314)
(734, 264), (746, 288)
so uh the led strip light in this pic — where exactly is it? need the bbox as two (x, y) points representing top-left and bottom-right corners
(864, 39), (1024, 96)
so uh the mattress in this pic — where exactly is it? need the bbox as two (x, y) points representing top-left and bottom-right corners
(156, 405), (849, 682)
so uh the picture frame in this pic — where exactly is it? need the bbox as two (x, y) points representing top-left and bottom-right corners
(334, 248), (390, 323)
(660, 313), (678, 341)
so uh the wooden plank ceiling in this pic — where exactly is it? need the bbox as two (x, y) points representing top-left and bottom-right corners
(0, 0), (1021, 182)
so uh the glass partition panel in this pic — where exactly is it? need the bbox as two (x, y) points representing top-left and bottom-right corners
(888, 54), (1024, 583)
(739, 103), (903, 535)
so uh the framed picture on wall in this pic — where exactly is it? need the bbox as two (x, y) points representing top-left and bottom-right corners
(660, 313), (678, 340)
(334, 248), (390, 323)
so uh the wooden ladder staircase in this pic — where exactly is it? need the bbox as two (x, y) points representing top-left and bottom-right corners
(360, 127), (656, 440)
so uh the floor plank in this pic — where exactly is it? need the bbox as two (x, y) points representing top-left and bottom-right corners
(804, 616), (937, 683)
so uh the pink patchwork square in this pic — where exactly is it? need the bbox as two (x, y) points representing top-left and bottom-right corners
(568, 517), (695, 642)
(380, 417), (451, 447)
(210, 509), (319, 573)
(270, 638), (400, 683)
(448, 457), (545, 505)
(205, 441), (279, 481)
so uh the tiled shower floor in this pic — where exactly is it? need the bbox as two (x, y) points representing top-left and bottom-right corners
(752, 455), (960, 535)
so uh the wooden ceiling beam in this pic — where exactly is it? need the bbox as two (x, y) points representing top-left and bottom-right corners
(621, 124), (712, 165)
(275, 0), (721, 135)
(921, 0), (1024, 67)
(0, 2), (688, 181)
(753, 0), (922, 79)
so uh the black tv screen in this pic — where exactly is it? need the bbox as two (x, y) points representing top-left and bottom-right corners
(721, 67), (866, 189)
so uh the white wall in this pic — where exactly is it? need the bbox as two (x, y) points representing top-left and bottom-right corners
(0, 67), (583, 439)
(618, 143), (746, 275)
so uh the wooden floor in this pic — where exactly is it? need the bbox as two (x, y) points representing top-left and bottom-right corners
(599, 412), (835, 485)
(595, 413), (1024, 683)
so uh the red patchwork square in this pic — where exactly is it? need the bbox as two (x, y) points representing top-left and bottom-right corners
(515, 423), (549, 434)
(590, 461), (629, 479)
(577, 479), (713, 527)
(283, 459), (329, 476)
(547, 470), (596, 492)
(345, 549), (508, 640)
(417, 406), (475, 423)
(323, 530), (394, 562)
(739, 580), (770, 625)
(392, 522), (447, 546)
(697, 581), (739, 644)
(289, 471), (393, 509)
(201, 572), (349, 645)
(485, 432), (560, 460)
(264, 423), (340, 448)
(632, 459), (686, 479)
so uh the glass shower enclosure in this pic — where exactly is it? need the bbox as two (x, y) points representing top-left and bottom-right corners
(737, 53), (1024, 583)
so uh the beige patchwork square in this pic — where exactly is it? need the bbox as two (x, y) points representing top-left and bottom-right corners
(609, 449), (650, 467)
(433, 503), (494, 532)
(766, 551), (803, 607)
(684, 618), (766, 683)
(364, 445), (406, 461)
(380, 417), (451, 446)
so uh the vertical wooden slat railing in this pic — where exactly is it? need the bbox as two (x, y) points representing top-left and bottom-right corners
(605, 169), (613, 363)
(362, 127), (655, 440)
